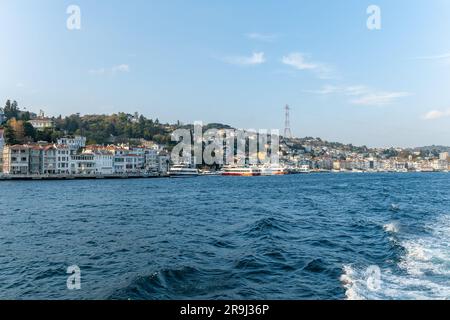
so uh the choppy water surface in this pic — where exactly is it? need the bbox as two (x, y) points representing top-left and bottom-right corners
(0, 173), (449, 300)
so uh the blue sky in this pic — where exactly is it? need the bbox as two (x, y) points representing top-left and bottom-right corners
(1, 0), (450, 147)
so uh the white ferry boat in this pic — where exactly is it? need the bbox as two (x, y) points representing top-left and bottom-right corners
(298, 165), (311, 174)
(168, 164), (199, 178)
(260, 165), (288, 176)
(222, 166), (262, 176)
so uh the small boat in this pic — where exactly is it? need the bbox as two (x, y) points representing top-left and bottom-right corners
(169, 164), (199, 178)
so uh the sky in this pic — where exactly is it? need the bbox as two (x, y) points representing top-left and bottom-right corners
(1, 0), (450, 147)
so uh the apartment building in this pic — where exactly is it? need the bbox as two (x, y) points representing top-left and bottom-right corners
(2, 145), (30, 175)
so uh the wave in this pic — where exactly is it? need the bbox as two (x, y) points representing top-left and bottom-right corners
(109, 266), (239, 300)
(341, 214), (450, 300)
(243, 217), (291, 237)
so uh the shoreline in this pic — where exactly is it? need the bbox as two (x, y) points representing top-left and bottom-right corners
(0, 170), (447, 181)
(0, 173), (168, 181)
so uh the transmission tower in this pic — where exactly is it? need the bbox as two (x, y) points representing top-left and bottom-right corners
(284, 105), (293, 139)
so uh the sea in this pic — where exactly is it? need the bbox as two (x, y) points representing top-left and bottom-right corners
(0, 173), (449, 300)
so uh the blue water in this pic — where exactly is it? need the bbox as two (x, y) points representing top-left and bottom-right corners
(0, 173), (449, 300)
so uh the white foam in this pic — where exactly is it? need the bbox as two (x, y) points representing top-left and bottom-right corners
(342, 214), (450, 300)
(340, 265), (365, 300)
(384, 222), (399, 233)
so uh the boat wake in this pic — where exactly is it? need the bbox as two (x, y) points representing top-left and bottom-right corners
(341, 214), (450, 300)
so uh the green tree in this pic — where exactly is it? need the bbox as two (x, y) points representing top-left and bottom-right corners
(4, 124), (17, 145)
(3, 100), (20, 120)
(23, 122), (37, 141)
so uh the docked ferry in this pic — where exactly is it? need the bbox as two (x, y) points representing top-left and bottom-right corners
(168, 164), (199, 178)
(222, 166), (262, 176)
(260, 165), (288, 176)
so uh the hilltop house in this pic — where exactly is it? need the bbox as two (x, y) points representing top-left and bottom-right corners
(29, 110), (54, 131)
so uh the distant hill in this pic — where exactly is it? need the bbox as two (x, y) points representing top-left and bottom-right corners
(411, 145), (450, 153)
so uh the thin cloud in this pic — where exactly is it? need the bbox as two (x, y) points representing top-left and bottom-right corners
(306, 85), (368, 97)
(307, 85), (411, 106)
(89, 68), (106, 75)
(224, 52), (266, 66)
(112, 64), (130, 73)
(424, 109), (450, 120)
(245, 33), (279, 42)
(281, 52), (333, 79)
(89, 64), (130, 75)
(351, 92), (411, 106)
(413, 53), (450, 65)
(414, 53), (450, 61)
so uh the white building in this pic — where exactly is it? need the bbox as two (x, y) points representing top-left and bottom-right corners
(42, 145), (57, 174)
(2, 145), (30, 175)
(93, 151), (114, 175)
(144, 149), (159, 173)
(432, 159), (448, 171)
(55, 145), (71, 174)
(69, 154), (96, 175)
(110, 146), (146, 174)
(57, 136), (87, 151)
(29, 117), (54, 131)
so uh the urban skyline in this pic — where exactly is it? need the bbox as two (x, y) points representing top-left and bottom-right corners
(1, 102), (449, 150)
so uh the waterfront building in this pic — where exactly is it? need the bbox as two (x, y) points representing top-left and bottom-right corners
(108, 146), (146, 174)
(0, 110), (5, 124)
(110, 147), (128, 174)
(69, 154), (96, 175)
(42, 145), (57, 174)
(2, 145), (30, 175)
(432, 158), (448, 171)
(83, 146), (114, 175)
(144, 149), (159, 173)
(28, 145), (42, 174)
(127, 147), (146, 171)
(55, 145), (71, 174)
(93, 150), (114, 175)
(0, 128), (4, 172)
